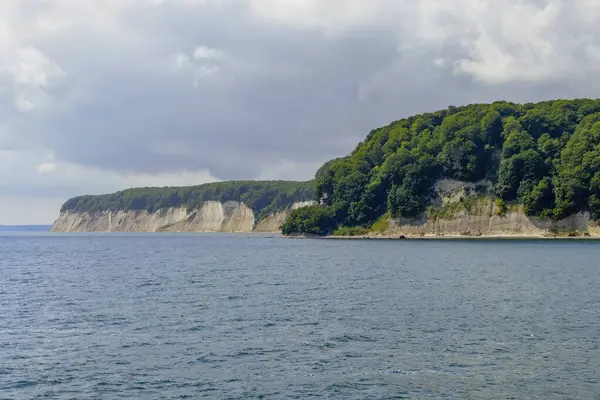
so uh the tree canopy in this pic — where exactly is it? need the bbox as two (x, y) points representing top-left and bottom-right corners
(61, 180), (313, 220)
(282, 99), (600, 235)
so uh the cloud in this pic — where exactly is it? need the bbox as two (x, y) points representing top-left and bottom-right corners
(172, 53), (190, 68)
(248, 0), (384, 34)
(37, 162), (56, 173)
(447, 0), (600, 83)
(2, 0), (600, 223)
(0, 148), (218, 198)
(193, 45), (222, 60)
(256, 160), (327, 181)
(250, 0), (600, 83)
(172, 45), (225, 85)
(0, 22), (67, 112)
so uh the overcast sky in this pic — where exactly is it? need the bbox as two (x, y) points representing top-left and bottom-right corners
(1, 0), (600, 224)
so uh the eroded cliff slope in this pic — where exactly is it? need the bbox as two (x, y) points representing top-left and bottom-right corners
(51, 200), (315, 232)
(383, 180), (600, 237)
(52, 180), (314, 233)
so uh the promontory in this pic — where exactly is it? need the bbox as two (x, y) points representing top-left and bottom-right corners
(53, 99), (600, 238)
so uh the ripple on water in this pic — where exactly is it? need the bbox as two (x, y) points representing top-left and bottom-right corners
(1, 234), (600, 399)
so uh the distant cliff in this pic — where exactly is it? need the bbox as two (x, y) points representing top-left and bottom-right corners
(52, 181), (314, 233)
(52, 201), (314, 233)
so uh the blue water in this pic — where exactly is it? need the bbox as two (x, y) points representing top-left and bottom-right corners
(0, 226), (50, 232)
(1, 233), (599, 399)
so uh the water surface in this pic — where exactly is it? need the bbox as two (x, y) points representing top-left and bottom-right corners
(1, 233), (599, 399)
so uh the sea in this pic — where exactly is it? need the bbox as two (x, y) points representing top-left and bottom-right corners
(1, 232), (599, 399)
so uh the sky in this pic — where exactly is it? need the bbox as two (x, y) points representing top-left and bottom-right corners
(1, 0), (600, 224)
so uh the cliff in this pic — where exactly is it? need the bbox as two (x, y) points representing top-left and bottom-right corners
(53, 100), (600, 237)
(52, 180), (314, 233)
(383, 180), (600, 237)
(51, 200), (315, 233)
(387, 210), (600, 238)
(281, 99), (600, 236)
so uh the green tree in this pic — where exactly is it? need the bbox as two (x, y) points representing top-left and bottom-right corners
(481, 110), (503, 146)
(588, 172), (600, 220)
(522, 177), (555, 217)
(497, 149), (547, 200)
(280, 205), (337, 236)
(502, 129), (536, 159)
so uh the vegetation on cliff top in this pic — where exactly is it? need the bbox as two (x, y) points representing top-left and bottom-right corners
(60, 181), (313, 220)
(282, 99), (600, 235)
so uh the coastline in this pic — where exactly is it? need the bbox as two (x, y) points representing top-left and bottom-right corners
(284, 233), (600, 240)
(45, 230), (600, 240)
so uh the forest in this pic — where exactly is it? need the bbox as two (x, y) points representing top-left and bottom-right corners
(282, 99), (600, 235)
(61, 180), (313, 221)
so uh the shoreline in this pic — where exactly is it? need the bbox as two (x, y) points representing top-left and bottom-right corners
(47, 230), (600, 240)
(285, 233), (600, 241)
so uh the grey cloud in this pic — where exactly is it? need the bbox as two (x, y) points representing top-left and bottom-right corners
(27, 7), (402, 179)
(4, 0), (600, 187)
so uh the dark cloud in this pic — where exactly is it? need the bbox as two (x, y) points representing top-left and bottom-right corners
(3, 0), (600, 186)
(25, 6), (405, 179)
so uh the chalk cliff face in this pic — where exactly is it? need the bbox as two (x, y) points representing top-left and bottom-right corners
(51, 201), (315, 233)
(253, 201), (314, 232)
(388, 202), (600, 237)
(52, 179), (600, 237)
(383, 180), (600, 237)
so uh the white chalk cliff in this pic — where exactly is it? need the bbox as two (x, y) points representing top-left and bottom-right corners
(51, 200), (315, 233)
(383, 180), (600, 237)
(52, 180), (600, 237)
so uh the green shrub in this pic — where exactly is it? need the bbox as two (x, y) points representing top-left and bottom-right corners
(495, 198), (507, 216)
(371, 213), (390, 233)
(332, 226), (370, 236)
(280, 205), (338, 236)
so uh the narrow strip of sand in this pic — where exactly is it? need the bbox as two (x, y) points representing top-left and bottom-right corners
(284, 234), (600, 240)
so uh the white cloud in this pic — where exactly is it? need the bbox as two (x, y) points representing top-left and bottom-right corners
(10, 47), (66, 87)
(0, 23), (67, 111)
(448, 0), (590, 83)
(250, 0), (600, 84)
(37, 162), (56, 173)
(194, 45), (222, 60)
(14, 94), (35, 112)
(145, 0), (224, 6)
(171, 45), (225, 85)
(173, 53), (190, 68)
(248, 0), (385, 34)
(193, 65), (218, 86)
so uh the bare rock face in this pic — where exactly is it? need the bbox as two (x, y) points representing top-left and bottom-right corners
(386, 180), (600, 238)
(50, 201), (315, 233)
